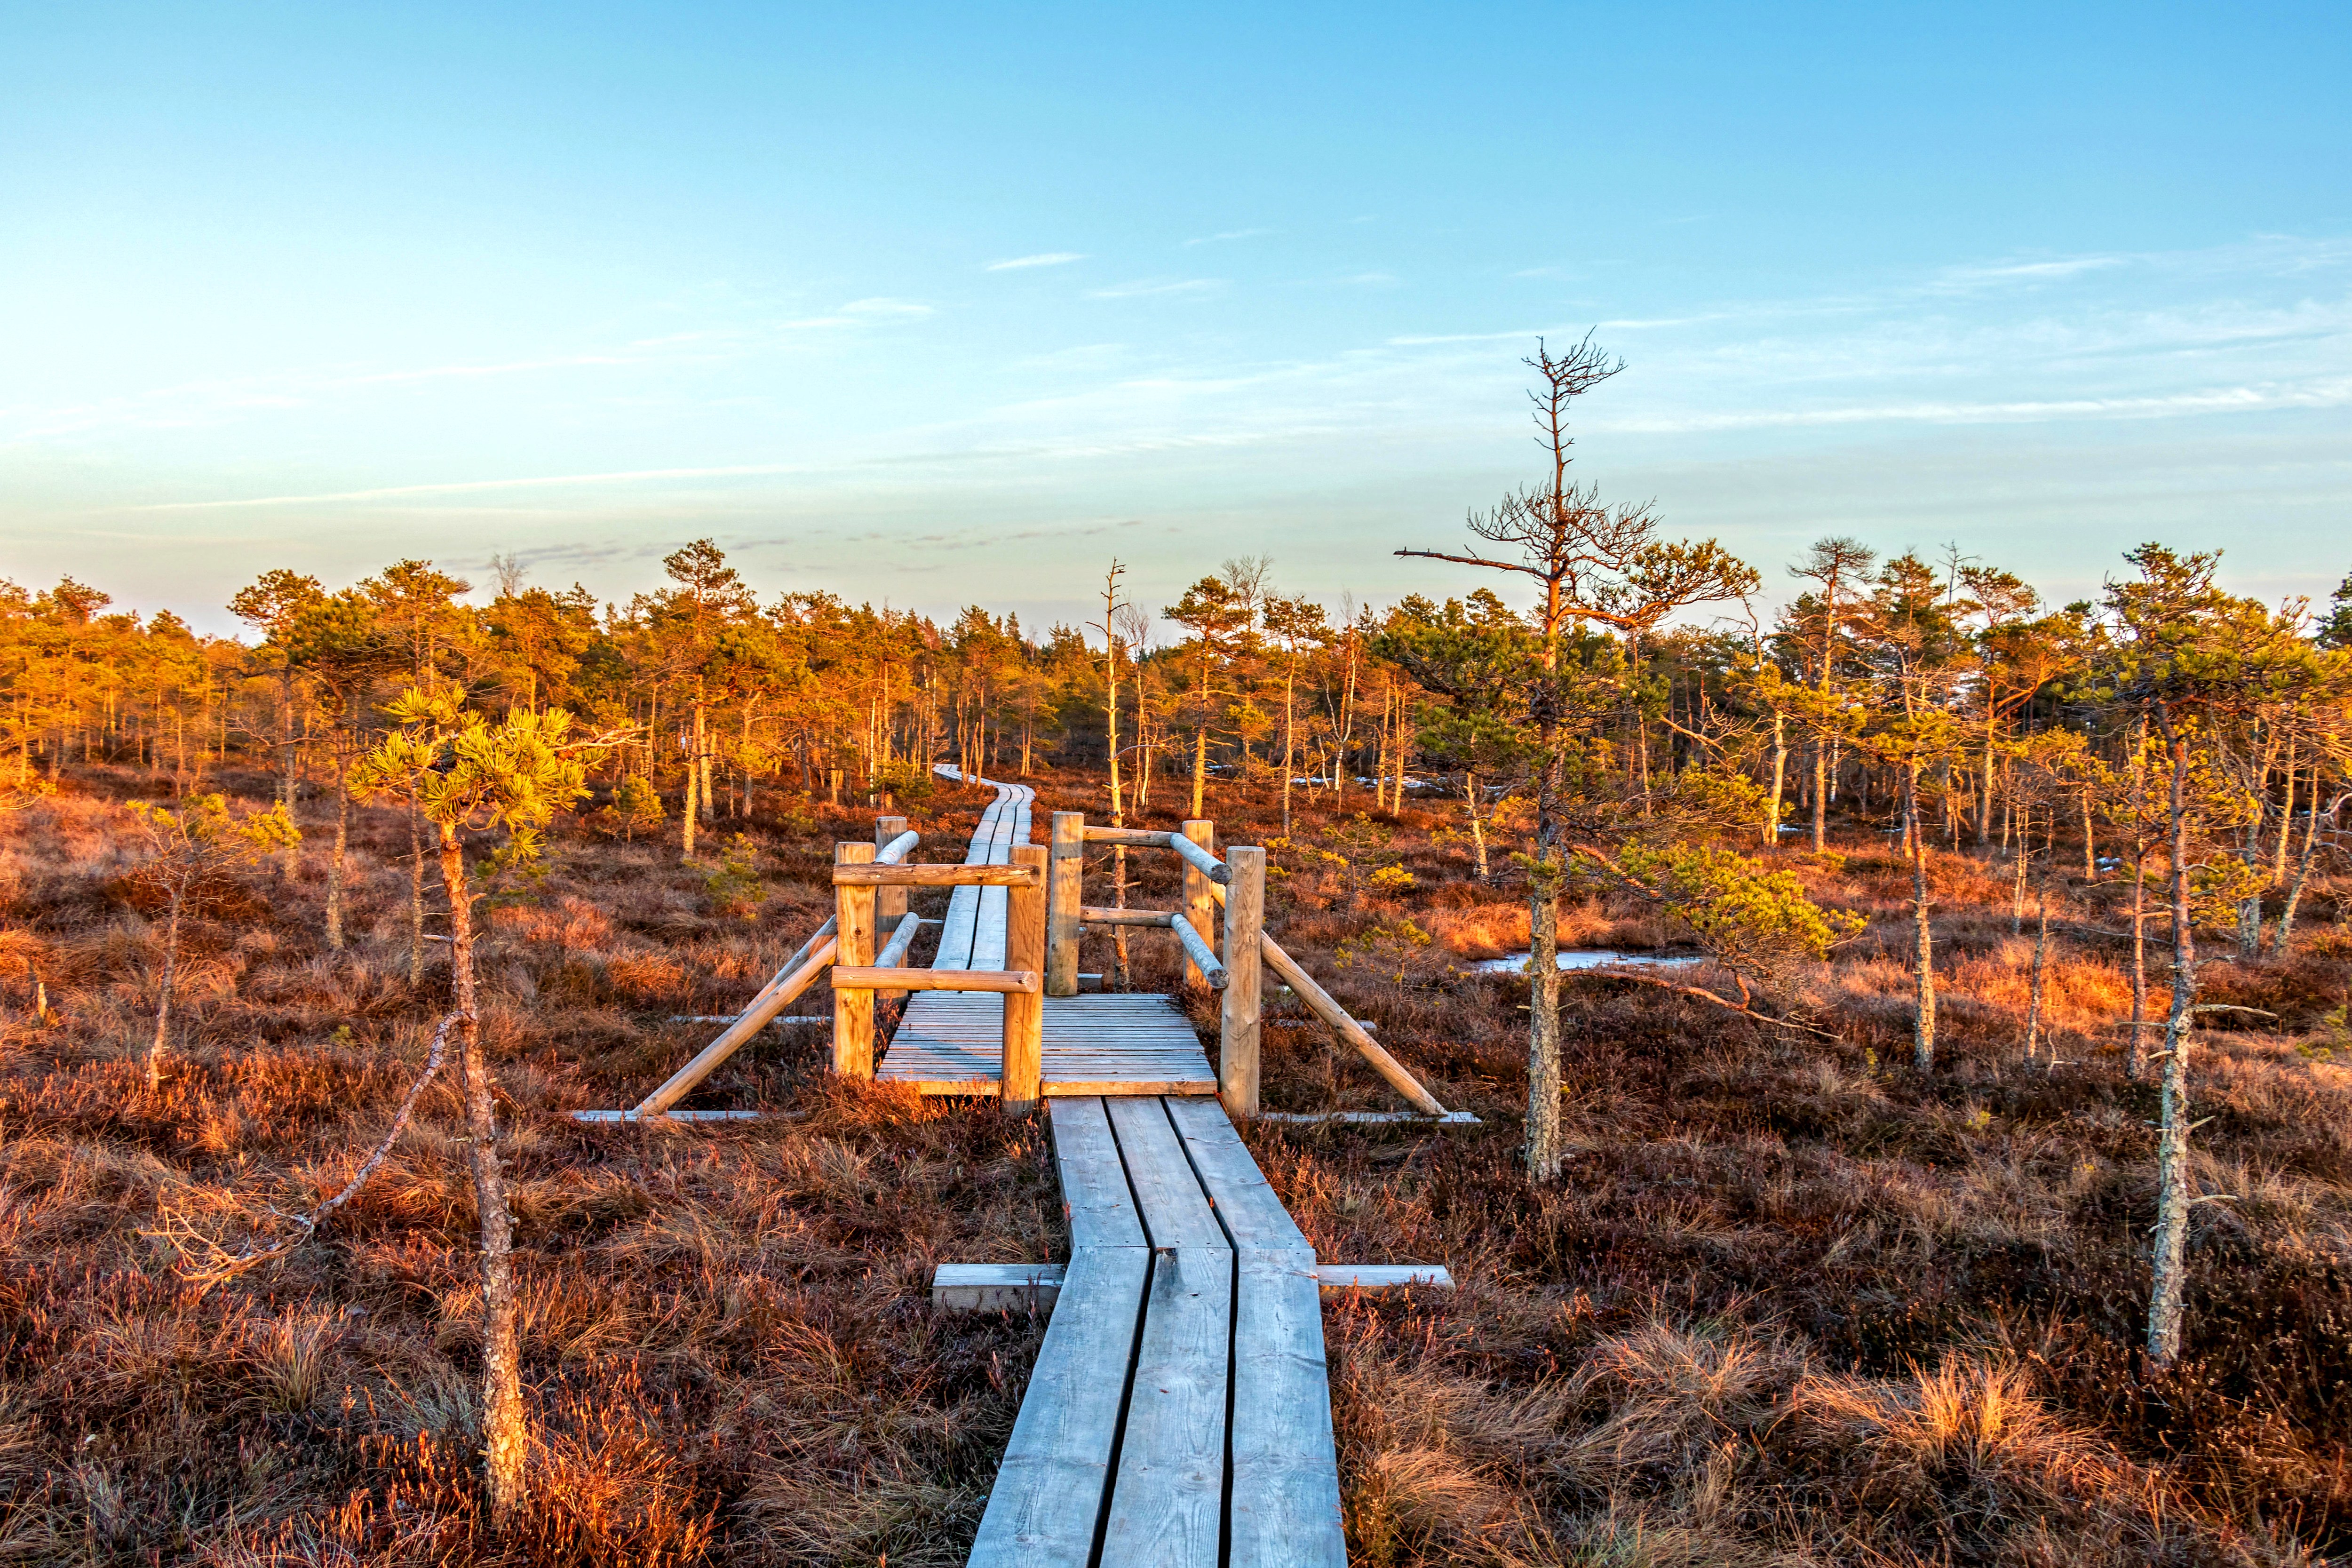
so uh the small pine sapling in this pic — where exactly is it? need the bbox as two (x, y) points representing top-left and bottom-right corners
(127, 794), (300, 1088)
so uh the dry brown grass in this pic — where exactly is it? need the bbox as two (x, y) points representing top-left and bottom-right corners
(0, 763), (2344, 1563)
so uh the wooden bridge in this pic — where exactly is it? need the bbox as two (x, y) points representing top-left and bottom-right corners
(584, 770), (1472, 1566)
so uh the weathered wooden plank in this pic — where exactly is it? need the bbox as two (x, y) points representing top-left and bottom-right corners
(1316, 1264), (1454, 1291)
(1256, 1109), (1482, 1127)
(1081, 905), (1176, 926)
(1044, 1080), (1218, 1098)
(1049, 1097), (1145, 1250)
(933, 1263), (1064, 1312)
(1229, 1247), (1347, 1568)
(833, 842), (876, 1077)
(1080, 825), (1176, 848)
(1106, 1099), (1228, 1252)
(1163, 1095), (1310, 1252)
(966, 1244), (1150, 1568)
(1101, 1244), (1232, 1568)
(1219, 847), (1265, 1118)
(833, 965), (1039, 994)
(834, 863), (1041, 887)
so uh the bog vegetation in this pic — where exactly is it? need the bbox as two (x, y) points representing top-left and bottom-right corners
(2, 342), (2350, 1563)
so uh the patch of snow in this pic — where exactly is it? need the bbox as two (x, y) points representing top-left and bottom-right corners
(1472, 949), (1705, 975)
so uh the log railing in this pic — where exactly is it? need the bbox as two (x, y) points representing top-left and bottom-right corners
(1046, 811), (1454, 1122)
(829, 844), (1049, 1112)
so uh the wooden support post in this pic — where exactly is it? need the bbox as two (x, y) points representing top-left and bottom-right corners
(873, 817), (909, 923)
(1002, 844), (1046, 1113)
(1220, 845), (1265, 1118)
(1046, 811), (1084, 998)
(1181, 819), (1217, 987)
(833, 841), (876, 1077)
(874, 816), (908, 998)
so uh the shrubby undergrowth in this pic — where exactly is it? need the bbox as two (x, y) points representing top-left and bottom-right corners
(0, 763), (2344, 1564)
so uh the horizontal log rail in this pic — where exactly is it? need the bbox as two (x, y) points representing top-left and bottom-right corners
(876, 828), (920, 864)
(1081, 825), (1176, 848)
(834, 862), (1041, 888)
(830, 965), (1041, 995)
(1081, 905), (1174, 926)
(1076, 824), (1231, 884)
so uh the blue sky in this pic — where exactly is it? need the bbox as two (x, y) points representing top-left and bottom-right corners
(4, 3), (2348, 637)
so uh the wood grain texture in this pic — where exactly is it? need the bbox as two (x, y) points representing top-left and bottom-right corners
(1316, 1264), (1454, 1290)
(1100, 1245), (1232, 1568)
(1106, 1099), (1228, 1252)
(1001, 845), (1047, 1112)
(1257, 931), (1447, 1115)
(833, 862), (1041, 887)
(1047, 812), (1085, 997)
(1182, 820), (1218, 988)
(1163, 1095), (1310, 1252)
(966, 1244), (1150, 1568)
(1049, 1098), (1145, 1250)
(832, 842), (876, 1077)
(833, 966), (1040, 994)
(1228, 1247), (1346, 1568)
(1219, 847), (1265, 1118)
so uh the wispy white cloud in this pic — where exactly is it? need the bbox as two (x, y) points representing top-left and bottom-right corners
(1087, 278), (1223, 300)
(986, 252), (1087, 271)
(1601, 377), (2352, 435)
(126, 463), (816, 511)
(1184, 228), (1271, 247)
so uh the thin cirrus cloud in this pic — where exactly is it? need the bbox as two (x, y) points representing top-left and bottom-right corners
(1086, 278), (1223, 300)
(1184, 228), (1271, 246)
(985, 252), (1088, 271)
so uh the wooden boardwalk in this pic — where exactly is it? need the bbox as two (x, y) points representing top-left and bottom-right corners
(970, 1096), (1344, 1568)
(880, 775), (1216, 1098)
(903, 771), (1346, 1567)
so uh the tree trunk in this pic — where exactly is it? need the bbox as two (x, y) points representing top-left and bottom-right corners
(681, 725), (699, 860)
(2127, 728), (2151, 1081)
(438, 831), (529, 1520)
(149, 883), (184, 1088)
(1526, 717), (1567, 1178)
(1463, 772), (1489, 880)
(2146, 718), (2198, 1370)
(2276, 773), (2327, 954)
(2026, 862), (2051, 1061)
(1909, 761), (1936, 1074)
(1765, 709), (1787, 849)
(325, 765), (350, 951)
(407, 805), (426, 985)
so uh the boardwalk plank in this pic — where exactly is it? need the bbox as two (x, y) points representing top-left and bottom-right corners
(1163, 1095), (1311, 1252)
(966, 1244), (1150, 1568)
(1049, 1098), (1145, 1250)
(1105, 1099), (1228, 1252)
(1229, 1247), (1346, 1568)
(1100, 1245), (1232, 1568)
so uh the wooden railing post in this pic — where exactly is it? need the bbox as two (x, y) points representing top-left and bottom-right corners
(873, 816), (909, 924)
(1002, 844), (1047, 1113)
(1046, 811), (1085, 997)
(1181, 819), (1217, 987)
(874, 815), (909, 999)
(833, 841), (876, 1077)
(1220, 845), (1264, 1118)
